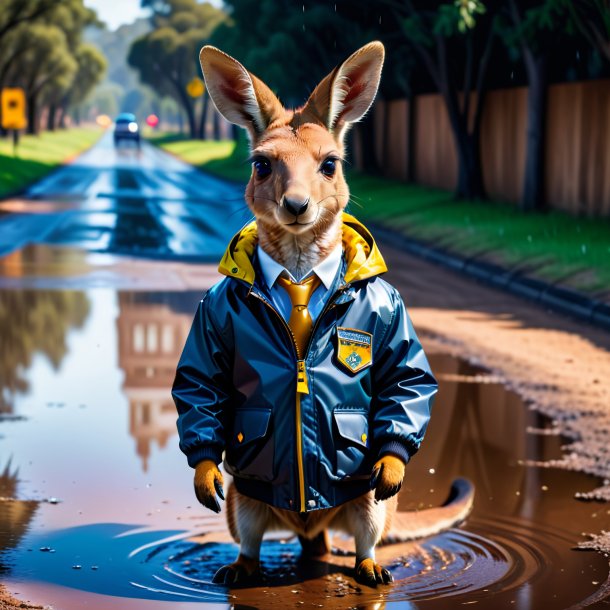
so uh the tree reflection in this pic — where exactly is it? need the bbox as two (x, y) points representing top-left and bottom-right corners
(0, 290), (90, 413)
(0, 461), (38, 574)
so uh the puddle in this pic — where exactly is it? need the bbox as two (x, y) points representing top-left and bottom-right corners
(0, 289), (608, 609)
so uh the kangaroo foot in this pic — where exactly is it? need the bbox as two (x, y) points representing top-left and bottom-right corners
(213, 554), (261, 585)
(299, 530), (330, 557)
(355, 558), (393, 587)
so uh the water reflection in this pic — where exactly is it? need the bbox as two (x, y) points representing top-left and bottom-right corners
(0, 290), (90, 413)
(0, 461), (39, 574)
(117, 292), (199, 471)
(0, 290), (606, 609)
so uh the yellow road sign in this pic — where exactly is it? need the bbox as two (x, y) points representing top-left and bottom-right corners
(186, 77), (205, 98)
(1, 88), (27, 130)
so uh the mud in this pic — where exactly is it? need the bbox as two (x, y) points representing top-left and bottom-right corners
(380, 244), (610, 557)
(0, 285), (609, 608)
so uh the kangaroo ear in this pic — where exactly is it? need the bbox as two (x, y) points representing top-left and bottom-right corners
(199, 46), (285, 142)
(301, 41), (385, 144)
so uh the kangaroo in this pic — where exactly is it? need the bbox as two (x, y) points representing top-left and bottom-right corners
(173, 41), (474, 589)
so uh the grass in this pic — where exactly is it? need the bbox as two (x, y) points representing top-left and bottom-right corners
(151, 134), (610, 295)
(147, 132), (251, 183)
(0, 127), (103, 198)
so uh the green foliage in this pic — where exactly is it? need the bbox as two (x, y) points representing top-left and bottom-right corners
(128, 0), (226, 135)
(210, 1), (414, 103)
(0, 0), (106, 131)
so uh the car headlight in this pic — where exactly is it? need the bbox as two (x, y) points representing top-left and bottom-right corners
(128, 122), (139, 133)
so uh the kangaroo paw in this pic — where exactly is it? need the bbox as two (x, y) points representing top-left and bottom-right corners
(355, 558), (394, 587)
(212, 555), (261, 585)
(299, 530), (330, 557)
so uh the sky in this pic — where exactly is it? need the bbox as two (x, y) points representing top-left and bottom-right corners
(84, 0), (223, 31)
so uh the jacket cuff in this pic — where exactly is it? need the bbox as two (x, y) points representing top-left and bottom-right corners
(186, 445), (222, 468)
(378, 440), (411, 465)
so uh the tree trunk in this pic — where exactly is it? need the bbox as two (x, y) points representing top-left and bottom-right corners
(27, 94), (39, 135)
(454, 129), (485, 200)
(521, 52), (547, 211)
(197, 93), (209, 140)
(406, 95), (416, 182)
(47, 102), (57, 131)
(213, 107), (221, 140)
(58, 105), (67, 128)
(359, 112), (379, 172)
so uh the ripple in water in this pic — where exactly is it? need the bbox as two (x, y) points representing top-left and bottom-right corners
(9, 517), (608, 608)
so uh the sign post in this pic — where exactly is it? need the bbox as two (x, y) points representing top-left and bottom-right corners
(1, 88), (27, 156)
(186, 77), (205, 98)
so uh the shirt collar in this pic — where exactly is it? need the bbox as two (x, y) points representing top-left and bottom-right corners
(256, 242), (342, 290)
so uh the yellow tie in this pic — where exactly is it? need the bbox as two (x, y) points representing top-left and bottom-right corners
(277, 274), (321, 358)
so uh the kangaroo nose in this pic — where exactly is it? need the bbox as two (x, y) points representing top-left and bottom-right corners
(283, 196), (309, 217)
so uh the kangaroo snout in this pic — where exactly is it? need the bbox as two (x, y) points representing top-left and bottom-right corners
(283, 195), (310, 217)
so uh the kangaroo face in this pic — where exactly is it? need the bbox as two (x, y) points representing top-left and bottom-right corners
(200, 42), (384, 269)
(246, 123), (348, 236)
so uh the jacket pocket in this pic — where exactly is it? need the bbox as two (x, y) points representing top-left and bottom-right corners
(225, 407), (275, 482)
(332, 406), (370, 479)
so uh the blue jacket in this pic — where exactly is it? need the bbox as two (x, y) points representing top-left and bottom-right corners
(172, 214), (437, 513)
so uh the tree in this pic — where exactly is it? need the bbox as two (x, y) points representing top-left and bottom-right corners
(56, 43), (107, 128)
(0, 0), (55, 41)
(128, 0), (226, 138)
(0, 0), (103, 134)
(499, 0), (610, 211)
(382, 0), (496, 199)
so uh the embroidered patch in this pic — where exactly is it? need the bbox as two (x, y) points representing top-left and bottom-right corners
(336, 327), (373, 373)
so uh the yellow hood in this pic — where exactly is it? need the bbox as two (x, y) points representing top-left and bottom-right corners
(218, 212), (387, 285)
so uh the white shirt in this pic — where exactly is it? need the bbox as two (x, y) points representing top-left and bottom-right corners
(256, 243), (343, 323)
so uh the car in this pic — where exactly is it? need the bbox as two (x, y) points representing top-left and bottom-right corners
(114, 113), (140, 147)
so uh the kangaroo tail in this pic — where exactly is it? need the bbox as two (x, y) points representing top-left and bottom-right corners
(381, 478), (475, 544)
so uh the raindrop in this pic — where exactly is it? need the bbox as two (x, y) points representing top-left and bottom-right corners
(47, 497), (61, 504)
(39, 547), (53, 552)
(379, 15), (382, 24)
(541, 485), (548, 491)
(72, 565), (82, 570)
(581, 244), (587, 254)
(429, 468), (435, 474)
(91, 566), (99, 570)
(511, 71), (514, 79)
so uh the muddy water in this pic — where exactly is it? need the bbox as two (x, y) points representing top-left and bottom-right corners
(0, 288), (608, 609)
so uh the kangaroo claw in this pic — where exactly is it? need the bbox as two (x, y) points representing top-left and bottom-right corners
(355, 558), (394, 587)
(212, 556), (260, 586)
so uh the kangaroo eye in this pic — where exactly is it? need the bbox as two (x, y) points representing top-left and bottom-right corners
(320, 158), (336, 177)
(253, 158), (271, 179)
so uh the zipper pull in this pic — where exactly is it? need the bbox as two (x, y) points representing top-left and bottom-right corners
(296, 360), (309, 394)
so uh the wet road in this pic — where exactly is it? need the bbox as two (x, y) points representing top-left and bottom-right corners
(0, 132), (248, 265)
(0, 133), (609, 609)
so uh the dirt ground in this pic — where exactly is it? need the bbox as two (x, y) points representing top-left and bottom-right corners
(381, 243), (610, 554)
(0, 586), (43, 610)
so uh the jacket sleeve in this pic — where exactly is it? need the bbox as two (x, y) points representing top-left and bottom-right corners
(371, 289), (438, 464)
(172, 292), (234, 468)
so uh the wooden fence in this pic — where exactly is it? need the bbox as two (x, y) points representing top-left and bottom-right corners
(353, 80), (610, 217)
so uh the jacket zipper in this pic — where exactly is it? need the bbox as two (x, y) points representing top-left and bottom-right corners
(249, 287), (345, 512)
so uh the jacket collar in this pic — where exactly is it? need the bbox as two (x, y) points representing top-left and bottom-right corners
(218, 212), (388, 286)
